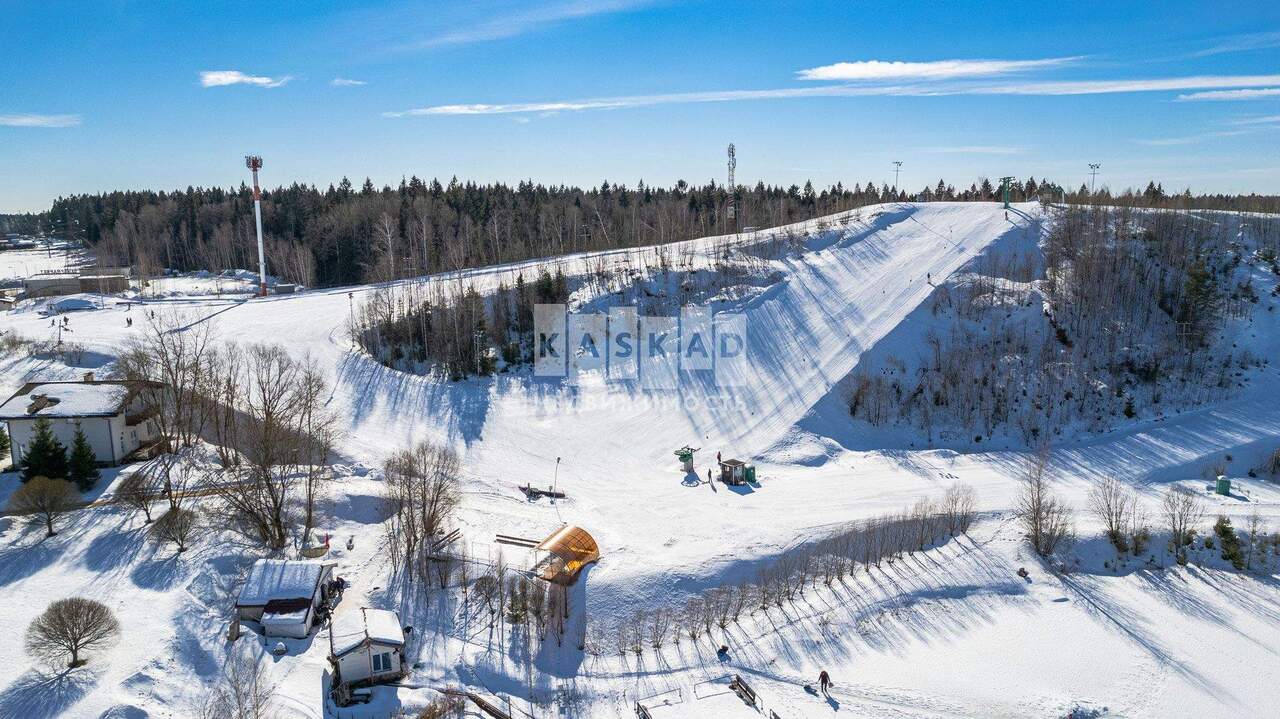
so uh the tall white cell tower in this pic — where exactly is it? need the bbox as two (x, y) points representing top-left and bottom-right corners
(245, 155), (267, 297)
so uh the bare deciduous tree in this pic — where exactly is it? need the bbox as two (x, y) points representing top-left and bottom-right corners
(1088, 477), (1134, 551)
(199, 651), (275, 719)
(115, 310), (214, 449)
(384, 440), (461, 583)
(25, 597), (120, 667)
(209, 344), (334, 550)
(8, 476), (80, 537)
(117, 466), (158, 523)
(151, 507), (199, 553)
(1014, 451), (1074, 557)
(1163, 486), (1205, 564)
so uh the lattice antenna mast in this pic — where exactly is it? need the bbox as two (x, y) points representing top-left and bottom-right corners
(1088, 163), (1101, 196)
(726, 143), (737, 232)
(245, 155), (267, 297)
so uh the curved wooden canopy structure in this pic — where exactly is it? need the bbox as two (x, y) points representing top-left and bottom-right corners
(534, 525), (600, 585)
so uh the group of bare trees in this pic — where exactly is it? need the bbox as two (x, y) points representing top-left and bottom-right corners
(1087, 477), (1152, 556)
(1086, 474), (1278, 570)
(584, 485), (977, 658)
(847, 204), (1259, 443)
(113, 311), (337, 552)
(383, 440), (462, 584)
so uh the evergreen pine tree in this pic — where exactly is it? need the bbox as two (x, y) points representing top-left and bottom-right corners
(21, 417), (68, 483)
(0, 425), (9, 467)
(67, 427), (101, 491)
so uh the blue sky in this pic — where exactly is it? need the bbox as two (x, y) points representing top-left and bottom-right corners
(2, 0), (1279, 212)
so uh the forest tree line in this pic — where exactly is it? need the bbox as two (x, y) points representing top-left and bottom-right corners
(21, 173), (1277, 289)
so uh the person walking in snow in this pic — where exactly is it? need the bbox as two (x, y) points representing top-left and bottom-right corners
(819, 670), (831, 695)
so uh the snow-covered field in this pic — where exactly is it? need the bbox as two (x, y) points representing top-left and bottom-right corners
(1, 201), (1279, 718)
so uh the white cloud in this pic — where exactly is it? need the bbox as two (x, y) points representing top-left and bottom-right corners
(1135, 129), (1264, 147)
(1177, 87), (1280, 101)
(916, 145), (1024, 155)
(982, 75), (1280, 96)
(331, 77), (367, 87)
(1193, 31), (1280, 58)
(0, 114), (81, 128)
(405, 0), (651, 50)
(1231, 115), (1280, 125)
(388, 73), (1280, 117)
(797, 57), (1077, 81)
(200, 70), (291, 88)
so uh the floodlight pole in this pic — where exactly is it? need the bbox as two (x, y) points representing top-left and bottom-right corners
(1088, 163), (1101, 196)
(893, 161), (902, 195)
(246, 155), (267, 297)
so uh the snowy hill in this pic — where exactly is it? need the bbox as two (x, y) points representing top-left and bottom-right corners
(1, 201), (1279, 718)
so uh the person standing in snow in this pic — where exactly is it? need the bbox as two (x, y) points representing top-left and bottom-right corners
(819, 670), (831, 695)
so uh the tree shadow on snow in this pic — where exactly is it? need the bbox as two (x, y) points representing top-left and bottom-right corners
(0, 667), (100, 719)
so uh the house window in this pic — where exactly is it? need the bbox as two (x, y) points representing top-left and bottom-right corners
(372, 652), (393, 673)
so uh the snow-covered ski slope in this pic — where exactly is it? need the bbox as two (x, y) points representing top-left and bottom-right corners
(4, 201), (1280, 717)
(0, 202), (1028, 579)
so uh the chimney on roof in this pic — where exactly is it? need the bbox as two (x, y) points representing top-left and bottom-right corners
(26, 394), (50, 415)
(83, 372), (94, 382)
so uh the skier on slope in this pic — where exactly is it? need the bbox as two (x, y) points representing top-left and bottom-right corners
(819, 670), (832, 695)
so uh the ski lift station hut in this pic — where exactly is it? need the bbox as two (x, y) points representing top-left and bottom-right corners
(717, 458), (756, 486)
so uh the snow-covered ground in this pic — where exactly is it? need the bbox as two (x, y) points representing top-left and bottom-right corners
(1, 202), (1279, 718)
(0, 244), (90, 285)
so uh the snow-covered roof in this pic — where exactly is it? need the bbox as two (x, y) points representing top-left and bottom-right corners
(330, 607), (405, 657)
(236, 559), (330, 607)
(0, 381), (140, 420)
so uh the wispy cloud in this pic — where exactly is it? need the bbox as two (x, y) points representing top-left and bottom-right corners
(404, 0), (650, 50)
(981, 75), (1280, 96)
(1231, 115), (1280, 125)
(916, 145), (1024, 155)
(1135, 130), (1254, 146)
(200, 70), (292, 88)
(331, 77), (367, 87)
(1193, 31), (1280, 57)
(1178, 87), (1280, 101)
(798, 57), (1077, 81)
(388, 72), (1280, 117)
(0, 113), (81, 128)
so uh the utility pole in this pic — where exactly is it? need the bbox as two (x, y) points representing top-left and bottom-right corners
(245, 155), (268, 297)
(892, 161), (903, 195)
(1088, 163), (1101, 196)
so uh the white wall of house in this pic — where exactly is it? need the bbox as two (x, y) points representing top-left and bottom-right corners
(5, 409), (158, 469)
(7, 416), (118, 467)
(336, 643), (404, 684)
